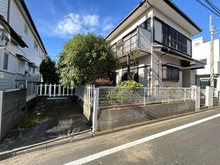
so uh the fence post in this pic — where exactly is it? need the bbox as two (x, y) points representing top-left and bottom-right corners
(40, 84), (42, 96)
(205, 86), (213, 108)
(191, 86), (200, 111)
(54, 84), (56, 97)
(44, 84), (47, 96)
(143, 88), (146, 105)
(67, 87), (69, 96)
(49, 84), (52, 97)
(58, 84), (61, 96)
(92, 87), (99, 133)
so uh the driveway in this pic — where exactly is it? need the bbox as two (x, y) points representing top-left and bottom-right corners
(0, 104), (90, 152)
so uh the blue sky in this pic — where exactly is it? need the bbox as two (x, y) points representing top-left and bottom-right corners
(25, 0), (220, 60)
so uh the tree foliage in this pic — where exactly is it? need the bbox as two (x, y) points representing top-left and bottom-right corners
(57, 33), (119, 88)
(39, 56), (59, 84)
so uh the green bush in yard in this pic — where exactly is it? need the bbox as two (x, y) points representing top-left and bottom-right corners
(105, 80), (143, 105)
(117, 80), (143, 88)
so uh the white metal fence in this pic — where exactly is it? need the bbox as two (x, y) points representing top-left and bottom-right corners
(74, 85), (194, 132)
(99, 87), (192, 107)
(37, 84), (74, 97)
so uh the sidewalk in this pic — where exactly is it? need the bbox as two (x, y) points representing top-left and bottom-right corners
(0, 104), (91, 160)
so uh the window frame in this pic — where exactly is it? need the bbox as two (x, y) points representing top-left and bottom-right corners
(24, 24), (28, 35)
(3, 52), (9, 70)
(162, 65), (180, 82)
(34, 41), (38, 52)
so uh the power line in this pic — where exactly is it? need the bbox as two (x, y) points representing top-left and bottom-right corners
(205, 0), (220, 16)
(196, 0), (220, 17)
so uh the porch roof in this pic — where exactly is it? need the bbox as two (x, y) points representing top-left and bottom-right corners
(16, 54), (30, 62)
(154, 45), (205, 70)
(28, 62), (38, 68)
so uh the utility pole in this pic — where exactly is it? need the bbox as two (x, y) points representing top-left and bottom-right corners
(210, 15), (214, 87)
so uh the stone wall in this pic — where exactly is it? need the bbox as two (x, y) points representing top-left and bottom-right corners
(0, 89), (26, 141)
(97, 101), (195, 131)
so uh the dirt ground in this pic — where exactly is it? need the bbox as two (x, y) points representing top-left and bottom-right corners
(0, 104), (90, 152)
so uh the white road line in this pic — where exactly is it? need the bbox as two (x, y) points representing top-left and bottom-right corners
(64, 113), (220, 165)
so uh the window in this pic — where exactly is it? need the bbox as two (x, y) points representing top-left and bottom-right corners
(162, 24), (188, 54)
(162, 65), (180, 81)
(3, 52), (8, 70)
(195, 42), (200, 47)
(24, 24), (28, 35)
(140, 19), (151, 31)
(34, 41), (38, 52)
(200, 79), (217, 89)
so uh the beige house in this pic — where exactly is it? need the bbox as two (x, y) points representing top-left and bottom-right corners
(106, 0), (204, 88)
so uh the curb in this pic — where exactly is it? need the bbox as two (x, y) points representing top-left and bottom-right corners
(0, 106), (220, 161)
(0, 130), (92, 161)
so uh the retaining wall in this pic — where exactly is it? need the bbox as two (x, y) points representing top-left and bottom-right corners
(36, 96), (78, 107)
(97, 101), (195, 131)
(0, 89), (26, 141)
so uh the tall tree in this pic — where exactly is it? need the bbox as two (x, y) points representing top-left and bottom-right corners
(57, 33), (118, 88)
(39, 56), (59, 84)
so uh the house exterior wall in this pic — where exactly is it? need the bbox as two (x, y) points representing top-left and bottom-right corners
(192, 37), (220, 75)
(107, 1), (201, 88)
(0, 0), (8, 20)
(110, 9), (153, 45)
(151, 52), (183, 87)
(0, 0), (47, 91)
(153, 7), (191, 38)
(192, 37), (220, 91)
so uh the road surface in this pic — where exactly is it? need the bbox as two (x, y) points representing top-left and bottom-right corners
(1, 108), (220, 165)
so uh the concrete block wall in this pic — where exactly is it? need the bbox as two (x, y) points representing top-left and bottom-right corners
(0, 89), (26, 141)
(97, 101), (195, 131)
(36, 96), (77, 107)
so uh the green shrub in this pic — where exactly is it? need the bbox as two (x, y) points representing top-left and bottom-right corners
(117, 80), (143, 88)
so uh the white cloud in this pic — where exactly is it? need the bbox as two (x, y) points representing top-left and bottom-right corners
(54, 13), (82, 36)
(48, 13), (114, 38)
(103, 23), (114, 32)
(83, 15), (100, 26)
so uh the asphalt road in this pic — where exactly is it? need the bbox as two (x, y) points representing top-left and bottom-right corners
(1, 108), (220, 165)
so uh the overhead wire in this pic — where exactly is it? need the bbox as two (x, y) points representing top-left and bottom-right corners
(196, 0), (220, 17)
(205, 0), (220, 16)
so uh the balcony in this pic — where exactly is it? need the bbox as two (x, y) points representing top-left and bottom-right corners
(112, 27), (151, 59)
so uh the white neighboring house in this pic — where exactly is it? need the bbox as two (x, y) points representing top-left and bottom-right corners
(192, 37), (220, 92)
(0, 0), (47, 94)
(106, 0), (205, 88)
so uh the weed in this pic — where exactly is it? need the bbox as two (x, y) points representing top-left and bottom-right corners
(18, 112), (50, 128)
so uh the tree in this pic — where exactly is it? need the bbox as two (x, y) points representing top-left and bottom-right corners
(39, 56), (59, 84)
(57, 33), (119, 88)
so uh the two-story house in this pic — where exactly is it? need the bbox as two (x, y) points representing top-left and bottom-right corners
(106, 0), (205, 88)
(0, 0), (47, 93)
(192, 37), (220, 92)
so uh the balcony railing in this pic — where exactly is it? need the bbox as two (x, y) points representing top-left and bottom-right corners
(112, 27), (151, 58)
